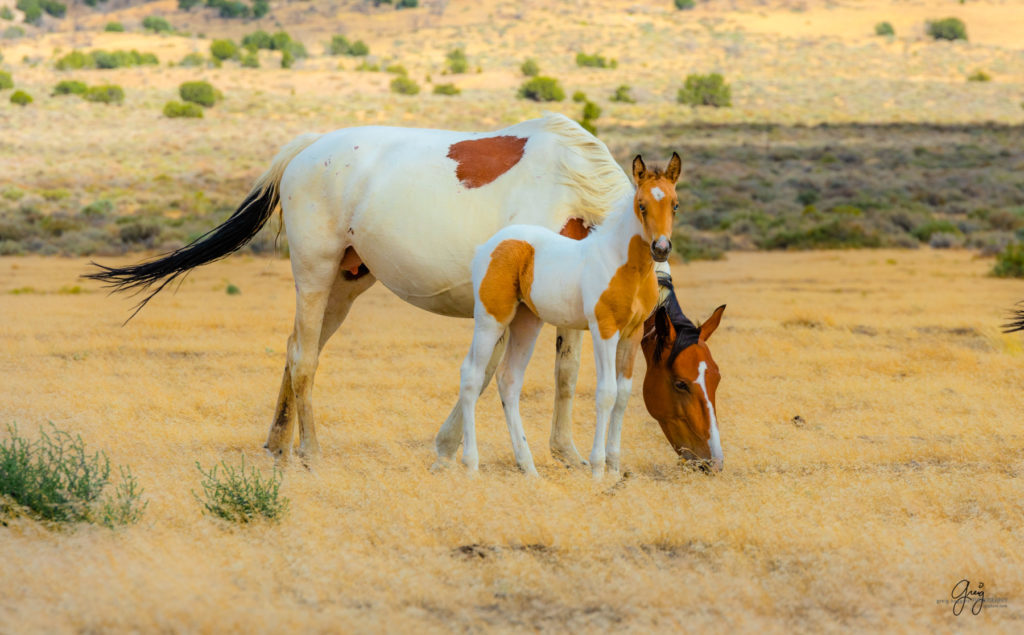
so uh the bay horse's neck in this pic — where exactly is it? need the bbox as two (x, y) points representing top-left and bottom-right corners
(587, 196), (652, 270)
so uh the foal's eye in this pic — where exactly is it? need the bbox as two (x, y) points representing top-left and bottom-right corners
(638, 203), (646, 214)
(673, 203), (679, 212)
(673, 380), (689, 393)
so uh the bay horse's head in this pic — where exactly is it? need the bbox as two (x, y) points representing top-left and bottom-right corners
(641, 275), (726, 472)
(632, 152), (681, 263)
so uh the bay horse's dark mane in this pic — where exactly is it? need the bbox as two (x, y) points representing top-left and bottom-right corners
(651, 272), (702, 366)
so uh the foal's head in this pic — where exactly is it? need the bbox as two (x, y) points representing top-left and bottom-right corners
(640, 278), (726, 472)
(632, 152), (682, 262)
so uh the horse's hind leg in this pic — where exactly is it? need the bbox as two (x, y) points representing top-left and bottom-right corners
(432, 329), (507, 469)
(264, 271), (377, 459)
(497, 307), (543, 476)
(550, 327), (587, 467)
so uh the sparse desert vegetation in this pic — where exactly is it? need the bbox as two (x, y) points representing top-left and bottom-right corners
(2, 0), (1024, 629)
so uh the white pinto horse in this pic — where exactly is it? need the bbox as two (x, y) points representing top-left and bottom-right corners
(456, 153), (682, 478)
(88, 113), (636, 466)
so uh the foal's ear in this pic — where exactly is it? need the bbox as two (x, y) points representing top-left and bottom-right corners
(666, 152), (682, 184)
(632, 155), (647, 183)
(699, 305), (726, 341)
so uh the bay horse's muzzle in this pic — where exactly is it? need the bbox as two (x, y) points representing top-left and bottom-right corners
(651, 236), (672, 262)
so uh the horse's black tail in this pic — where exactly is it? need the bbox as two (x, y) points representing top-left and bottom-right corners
(85, 132), (322, 321)
(1003, 302), (1024, 333)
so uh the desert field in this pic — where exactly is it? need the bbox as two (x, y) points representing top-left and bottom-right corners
(2, 0), (1024, 631)
(1, 249), (1022, 631)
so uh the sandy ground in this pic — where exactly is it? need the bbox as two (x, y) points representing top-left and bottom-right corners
(1, 249), (1022, 631)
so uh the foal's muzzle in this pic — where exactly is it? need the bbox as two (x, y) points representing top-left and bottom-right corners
(651, 236), (672, 262)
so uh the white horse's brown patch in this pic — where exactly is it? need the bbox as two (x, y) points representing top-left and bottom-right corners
(559, 217), (591, 241)
(447, 136), (528, 189)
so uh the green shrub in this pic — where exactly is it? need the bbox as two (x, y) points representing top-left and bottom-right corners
(226, 283), (240, 295)
(0, 6), (12, 20)
(760, 218), (881, 250)
(674, 0), (695, 9)
(17, 0), (66, 22)
(385, 63), (407, 75)
(582, 100), (601, 120)
(210, 39), (238, 61)
(966, 69), (991, 82)
(575, 52), (615, 68)
(9, 90), (31, 106)
(0, 70), (12, 90)
(610, 84), (635, 103)
(18, 2), (40, 24)
(214, 0), (250, 18)
(446, 48), (467, 73)
(355, 60), (379, 71)
(578, 118), (597, 135)
(397, 0), (417, 7)
(179, 80), (220, 107)
(164, 100), (204, 118)
(241, 51), (259, 67)
(142, 16), (171, 33)
(178, 0), (200, 9)
(53, 79), (86, 95)
(242, 29), (272, 50)
(180, 52), (206, 67)
(270, 30), (292, 51)
(118, 220), (160, 243)
(104, 21), (124, 32)
(517, 76), (564, 102)
(572, 90), (587, 103)
(390, 75), (420, 95)
(677, 72), (731, 107)
(3, 25), (25, 38)
(992, 243), (1024, 278)
(520, 58), (539, 77)
(194, 455), (288, 523)
(83, 84), (124, 104)
(81, 199), (114, 216)
(280, 48), (293, 68)
(252, 0), (269, 17)
(912, 218), (960, 242)
(329, 35), (370, 56)
(927, 17), (967, 41)
(55, 50), (94, 70)
(874, 21), (894, 36)
(433, 82), (460, 95)
(0, 423), (146, 527)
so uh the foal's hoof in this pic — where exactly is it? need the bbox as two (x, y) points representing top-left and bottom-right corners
(551, 447), (589, 469)
(430, 456), (456, 473)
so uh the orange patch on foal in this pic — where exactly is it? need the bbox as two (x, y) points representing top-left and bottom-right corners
(479, 239), (537, 323)
(447, 136), (527, 189)
(594, 235), (658, 340)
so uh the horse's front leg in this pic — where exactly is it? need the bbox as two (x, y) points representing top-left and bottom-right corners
(588, 328), (620, 480)
(607, 330), (642, 476)
(550, 327), (587, 467)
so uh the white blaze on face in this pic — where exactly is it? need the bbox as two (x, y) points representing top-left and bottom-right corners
(695, 361), (724, 468)
(650, 186), (665, 202)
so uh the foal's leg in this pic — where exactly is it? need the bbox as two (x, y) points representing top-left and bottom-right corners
(433, 329), (507, 469)
(264, 272), (377, 459)
(496, 307), (543, 476)
(457, 313), (507, 472)
(607, 331), (641, 476)
(588, 327), (621, 480)
(550, 327), (587, 467)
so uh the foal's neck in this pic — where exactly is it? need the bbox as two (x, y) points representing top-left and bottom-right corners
(589, 198), (652, 270)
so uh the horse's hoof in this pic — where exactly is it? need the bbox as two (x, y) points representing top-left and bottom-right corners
(551, 447), (588, 469)
(430, 457), (455, 473)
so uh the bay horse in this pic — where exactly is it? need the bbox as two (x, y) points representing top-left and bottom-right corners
(641, 273), (726, 472)
(86, 113), (641, 465)
(454, 153), (681, 478)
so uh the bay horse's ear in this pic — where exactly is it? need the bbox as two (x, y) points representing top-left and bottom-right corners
(654, 305), (674, 340)
(666, 152), (682, 184)
(699, 305), (726, 341)
(632, 155), (646, 183)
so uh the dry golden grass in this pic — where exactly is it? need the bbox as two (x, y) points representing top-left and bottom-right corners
(2, 249), (1022, 631)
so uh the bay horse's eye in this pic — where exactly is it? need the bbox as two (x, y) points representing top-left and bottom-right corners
(673, 380), (689, 393)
